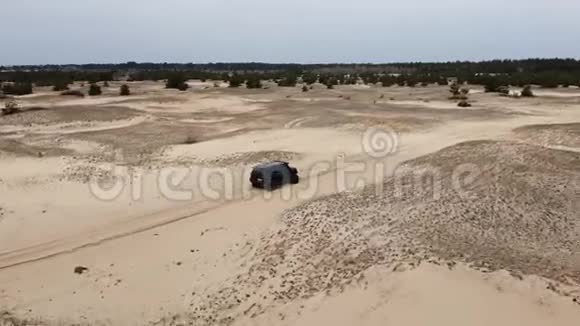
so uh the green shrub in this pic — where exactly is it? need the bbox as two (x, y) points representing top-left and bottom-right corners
(61, 90), (85, 97)
(497, 86), (510, 95)
(449, 82), (468, 99)
(325, 77), (338, 89)
(88, 83), (102, 96)
(120, 84), (130, 96)
(521, 85), (534, 97)
(380, 76), (395, 87)
(302, 74), (318, 85)
(457, 100), (471, 107)
(483, 77), (508, 93)
(277, 75), (298, 87)
(449, 82), (460, 96)
(52, 81), (70, 92)
(228, 74), (243, 88)
(166, 74), (189, 91)
(246, 77), (262, 89)
(2, 100), (19, 115)
(2, 82), (33, 95)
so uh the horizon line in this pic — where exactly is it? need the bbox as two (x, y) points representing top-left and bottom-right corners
(3, 57), (580, 67)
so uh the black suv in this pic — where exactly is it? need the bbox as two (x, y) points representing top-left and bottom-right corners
(250, 161), (299, 190)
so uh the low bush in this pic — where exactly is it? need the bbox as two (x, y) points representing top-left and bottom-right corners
(457, 100), (472, 107)
(521, 85), (534, 97)
(2, 100), (19, 115)
(277, 75), (298, 87)
(483, 77), (509, 93)
(166, 74), (189, 91)
(88, 83), (102, 96)
(497, 86), (510, 96)
(2, 82), (33, 95)
(60, 90), (85, 97)
(246, 77), (262, 89)
(52, 81), (70, 92)
(449, 83), (469, 100)
(120, 84), (130, 96)
(228, 74), (244, 88)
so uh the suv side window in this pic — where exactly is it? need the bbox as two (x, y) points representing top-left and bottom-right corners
(271, 170), (283, 182)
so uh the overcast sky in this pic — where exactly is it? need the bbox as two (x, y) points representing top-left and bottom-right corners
(1, 0), (579, 65)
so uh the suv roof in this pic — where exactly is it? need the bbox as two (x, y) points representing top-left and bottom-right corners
(253, 161), (289, 170)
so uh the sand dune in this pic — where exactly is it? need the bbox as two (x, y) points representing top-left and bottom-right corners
(2, 82), (580, 325)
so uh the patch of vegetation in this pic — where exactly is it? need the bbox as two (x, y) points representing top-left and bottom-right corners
(1, 59), (579, 95)
(380, 76), (395, 87)
(457, 100), (472, 107)
(521, 85), (534, 97)
(482, 77), (508, 93)
(246, 76), (262, 89)
(227, 74), (244, 88)
(60, 90), (85, 97)
(2, 100), (19, 115)
(497, 86), (511, 96)
(88, 83), (102, 96)
(324, 77), (338, 89)
(52, 80), (70, 91)
(449, 82), (461, 97)
(302, 73), (318, 85)
(449, 82), (469, 100)
(277, 74), (298, 87)
(166, 73), (189, 91)
(2, 82), (33, 95)
(120, 84), (130, 96)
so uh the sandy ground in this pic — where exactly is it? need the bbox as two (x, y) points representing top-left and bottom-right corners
(1, 82), (580, 325)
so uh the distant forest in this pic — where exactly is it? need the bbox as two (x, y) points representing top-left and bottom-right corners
(2, 58), (580, 95)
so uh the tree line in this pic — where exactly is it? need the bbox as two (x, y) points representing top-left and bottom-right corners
(2, 58), (580, 95)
